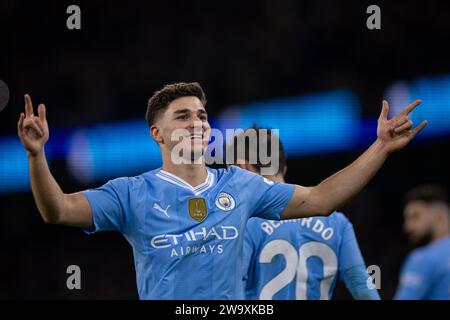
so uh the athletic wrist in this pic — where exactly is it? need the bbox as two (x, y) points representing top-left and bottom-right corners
(27, 148), (45, 160)
(373, 138), (391, 157)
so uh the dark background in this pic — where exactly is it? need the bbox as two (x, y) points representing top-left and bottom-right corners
(1, 0), (450, 299)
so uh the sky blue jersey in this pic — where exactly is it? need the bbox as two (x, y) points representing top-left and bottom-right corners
(81, 165), (295, 299)
(243, 212), (380, 300)
(395, 236), (450, 300)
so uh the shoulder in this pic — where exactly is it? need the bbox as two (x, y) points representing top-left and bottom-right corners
(223, 165), (254, 177)
(320, 211), (352, 230)
(107, 168), (160, 190)
(404, 246), (431, 269)
(330, 211), (350, 223)
(214, 165), (262, 184)
(415, 238), (450, 262)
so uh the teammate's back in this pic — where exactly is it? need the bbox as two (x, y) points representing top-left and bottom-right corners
(243, 212), (380, 300)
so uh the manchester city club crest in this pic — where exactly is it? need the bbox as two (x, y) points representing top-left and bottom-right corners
(188, 197), (208, 222)
(215, 192), (236, 211)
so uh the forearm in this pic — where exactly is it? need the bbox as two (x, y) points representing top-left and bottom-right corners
(28, 148), (66, 223)
(312, 139), (389, 214)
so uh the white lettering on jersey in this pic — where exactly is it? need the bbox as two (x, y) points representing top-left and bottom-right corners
(151, 226), (239, 249)
(170, 244), (224, 257)
(260, 218), (335, 241)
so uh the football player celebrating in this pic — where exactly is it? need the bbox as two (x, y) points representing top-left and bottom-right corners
(18, 82), (426, 299)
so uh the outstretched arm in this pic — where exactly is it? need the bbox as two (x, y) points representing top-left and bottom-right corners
(18, 94), (93, 227)
(282, 100), (427, 219)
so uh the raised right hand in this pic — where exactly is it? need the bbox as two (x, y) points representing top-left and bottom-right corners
(17, 94), (49, 156)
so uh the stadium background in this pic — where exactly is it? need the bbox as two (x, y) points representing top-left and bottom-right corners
(1, 0), (449, 299)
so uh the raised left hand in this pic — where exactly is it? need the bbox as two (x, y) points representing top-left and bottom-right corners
(377, 99), (428, 154)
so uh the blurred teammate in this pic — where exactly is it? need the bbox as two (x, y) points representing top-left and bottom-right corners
(18, 82), (425, 299)
(394, 185), (450, 300)
(228, 127), (380, 300)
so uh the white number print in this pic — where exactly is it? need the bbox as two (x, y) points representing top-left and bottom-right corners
(259, 240), (337, 300)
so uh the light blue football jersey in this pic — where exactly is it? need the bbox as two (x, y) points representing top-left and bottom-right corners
(243, 212), (380, 300)
(81, 165), (295, 299)
(395, 236), (450, 300)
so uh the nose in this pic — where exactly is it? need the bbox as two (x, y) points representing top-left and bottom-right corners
(189, 117), (206, 130)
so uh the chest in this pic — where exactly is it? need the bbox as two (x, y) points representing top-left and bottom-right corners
(130, 187), (250, 255)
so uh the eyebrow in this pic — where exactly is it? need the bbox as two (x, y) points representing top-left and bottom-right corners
(173, 109), (207, 115)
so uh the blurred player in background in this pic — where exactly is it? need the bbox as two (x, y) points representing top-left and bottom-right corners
(394, 185), (450, 300)
(228, 126), (380, 300)
(18, 82), (426, 299)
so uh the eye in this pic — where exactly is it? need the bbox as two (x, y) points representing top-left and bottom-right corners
(200, 115), (207, 121)
(177, 114), (188, 120)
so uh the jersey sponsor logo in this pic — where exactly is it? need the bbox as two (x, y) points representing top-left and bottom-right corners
(188, 197), (208, 222)
(215, 192), (236, 211)
(150, 225), (239, 249)
(170, 244), (224, 257)
(153, 202), (171, 218)
(151, 225), (239, 257)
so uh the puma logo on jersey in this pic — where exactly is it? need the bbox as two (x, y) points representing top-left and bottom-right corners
(153, 203), (170, 218)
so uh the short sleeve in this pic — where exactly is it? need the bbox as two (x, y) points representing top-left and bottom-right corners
(81, 177), (131, 234)
(248, 173), (296, 220)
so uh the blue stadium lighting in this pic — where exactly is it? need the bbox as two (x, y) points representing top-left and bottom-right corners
(2, 74), (449, 193)
(385, 74), (450, 138)
(216, 90), (361, 157)
(0, 138), (30, 193)
(67, 120), (162, 184)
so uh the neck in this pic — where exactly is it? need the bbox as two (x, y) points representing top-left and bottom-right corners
(263, 173), (285, 183)
(161, 151), (207, 188)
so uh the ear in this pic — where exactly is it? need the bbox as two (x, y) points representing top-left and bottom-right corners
(282, 165), (287, 177)
(150, 125), (163, 144)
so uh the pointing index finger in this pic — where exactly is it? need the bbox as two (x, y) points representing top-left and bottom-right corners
(401, 99), (422, 116)
(24, 94), (34, 117)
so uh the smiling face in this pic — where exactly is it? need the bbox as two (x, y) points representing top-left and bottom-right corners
(151, 96), (211, 162)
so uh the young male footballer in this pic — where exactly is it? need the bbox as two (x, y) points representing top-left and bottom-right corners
(18, 82), (426, 299)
